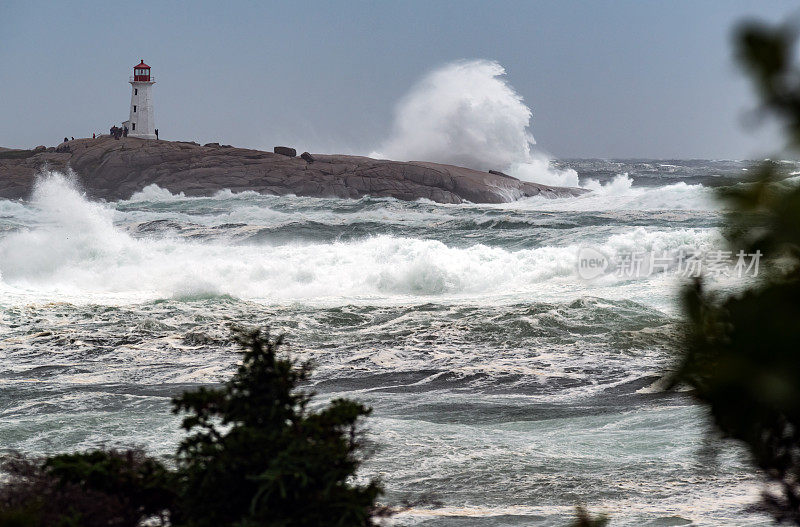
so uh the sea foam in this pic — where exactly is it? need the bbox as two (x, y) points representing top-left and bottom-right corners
(0, 171), (718, 311)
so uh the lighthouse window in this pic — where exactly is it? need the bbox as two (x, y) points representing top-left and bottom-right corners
(132, 123), (136, 131)
(134, 105), (137, 113)
(134, 89), (137, 95)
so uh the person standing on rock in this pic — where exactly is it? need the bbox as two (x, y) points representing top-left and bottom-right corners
(155, 129), (159, 140)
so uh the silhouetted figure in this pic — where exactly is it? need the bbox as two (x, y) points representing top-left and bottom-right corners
(71, 137), (74, 141)
(123, 127), (128, 137)
(93, 133), (95, 139)
(155, 129), (159, 140)
(63, 137), (68, 143)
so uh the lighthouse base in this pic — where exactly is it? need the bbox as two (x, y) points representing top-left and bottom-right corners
(128, 133), (157, 140)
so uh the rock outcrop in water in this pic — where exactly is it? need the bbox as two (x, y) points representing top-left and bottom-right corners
(0, 136), (587, 203)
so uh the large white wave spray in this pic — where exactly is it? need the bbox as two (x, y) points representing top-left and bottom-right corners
(512, 174), (717, 211)
(0, 172), (717, 310)
(372, 59), (579, 187)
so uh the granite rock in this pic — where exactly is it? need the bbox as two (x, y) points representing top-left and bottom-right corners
(273, 146), (297, 157)
(0, 136), (588, 203)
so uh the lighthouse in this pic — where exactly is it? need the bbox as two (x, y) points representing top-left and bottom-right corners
(123, 60), (156, 139)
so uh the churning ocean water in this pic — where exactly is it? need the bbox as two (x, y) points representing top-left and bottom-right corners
(0, 160), (784, 526)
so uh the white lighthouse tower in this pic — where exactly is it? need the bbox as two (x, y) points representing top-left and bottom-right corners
(123, 60), (156, 139)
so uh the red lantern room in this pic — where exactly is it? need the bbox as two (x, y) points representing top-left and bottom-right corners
(133, 60), (151, 82)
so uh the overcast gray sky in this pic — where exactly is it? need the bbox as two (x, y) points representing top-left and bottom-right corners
(1, 0), (798, 159)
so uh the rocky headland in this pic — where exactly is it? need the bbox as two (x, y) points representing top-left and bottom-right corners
(0, 137), (587, 203)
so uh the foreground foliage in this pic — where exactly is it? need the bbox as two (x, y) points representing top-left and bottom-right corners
(569, 507), (608, 527)
(0, 450), (173, 527)
(674, 20), (800, 525)
(0, 328), (383, 526)
(171, 329), (383, 527)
